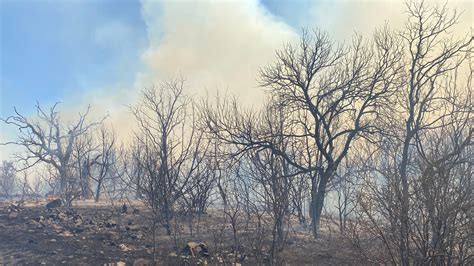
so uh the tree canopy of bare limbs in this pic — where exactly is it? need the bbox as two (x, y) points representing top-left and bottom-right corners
(0, 160), (16, 198)
(1, 103), (105, 206)
(89, 126), (121, 202)
(353, 2), (473, 265)
(204, 25), (403, 237)
(129, 78), (210, 242)
(70, 124), (125, 203)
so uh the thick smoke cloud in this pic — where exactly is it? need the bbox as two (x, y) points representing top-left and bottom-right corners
(2, 0), (471, 161)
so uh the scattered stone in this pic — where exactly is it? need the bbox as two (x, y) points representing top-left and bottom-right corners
(56, 211), (67, 220)
(50, 223), (63, 232)
(60, 230), (73, 237)
(197, 259), (208, 265)
(119, 243), (131, 251)
(8, 212), (18, 219)
(105, 219), (117, 228)
(27, 219), (43, 228)
(132, 208), (139, 215)
(46, 199), (62, 209)
(50, 239), (57, 242)
(181, 242), (210, 258)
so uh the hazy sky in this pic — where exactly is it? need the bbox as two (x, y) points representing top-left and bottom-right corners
(0, 0), (472, 160)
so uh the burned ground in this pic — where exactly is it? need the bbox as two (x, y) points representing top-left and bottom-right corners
(0, 201), (365, 265)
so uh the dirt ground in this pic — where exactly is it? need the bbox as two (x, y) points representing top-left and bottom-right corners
(0, 200), (365, 265)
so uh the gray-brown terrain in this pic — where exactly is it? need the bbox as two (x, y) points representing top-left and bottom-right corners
(0, 200), (363, 265)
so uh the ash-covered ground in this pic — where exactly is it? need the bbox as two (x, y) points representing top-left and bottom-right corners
(0, 200), (363, 265)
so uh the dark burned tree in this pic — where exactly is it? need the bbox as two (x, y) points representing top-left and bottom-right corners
(178, 148), (216, 238)
(73, 131), (95, 199)
(180, 155), (216, 216)
(90, 126), (119, 202)
(70, 125), (120, 202)
(243, 149), (292, 261)
(131, 77), (208, 241)
(354, 2), (473, 265)
(394, 2), (472, 264)
(204, 28), (402, 237)
(1, 103), (104, 206)
(260, 29), (404, 238)
(240, 101), (293, 261)
(333, 157), (359, 234)
(411, 112), (472, 265)
(0, 160), (17, 198)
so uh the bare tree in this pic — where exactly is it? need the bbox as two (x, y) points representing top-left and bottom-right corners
(351, 2), (473, 264)
(130, 77), (209, 263)
(333, 157), (359, 234)
(1, 103), (105, 206)
(216, 161), (244, 254)
(0, 160), (16, 198)
(357, 114), (472, 264)
(204, 27), (402, 237)
(181, 155), (216, 215)
(73, 132), (95, 199)
(101, 145), (128, 205)
(288, 169), (309, 226)
(178, 145), (217, 236)
(240, 102), (294, 261)
(89, 126), (118, 202)
(411, 119), (472, 264)
(243, 148), (292, 262)
(375, 2), (472, 264)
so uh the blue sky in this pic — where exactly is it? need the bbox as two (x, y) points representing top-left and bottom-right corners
(262, 0), (314, 29)
(0, 0), (312, 117)
(1, 0), (147, 116)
